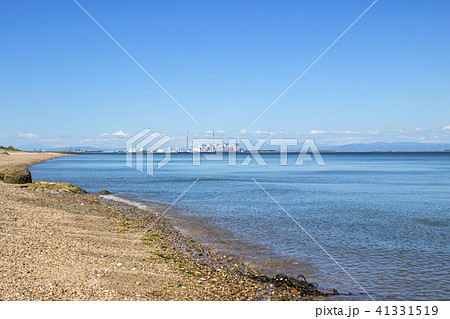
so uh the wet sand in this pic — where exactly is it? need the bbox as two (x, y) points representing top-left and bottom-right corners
(0, 151), (316, 300)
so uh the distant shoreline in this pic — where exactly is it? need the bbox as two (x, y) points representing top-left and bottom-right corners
(59, 150), (450, 155)
(0, 150), (66, 170)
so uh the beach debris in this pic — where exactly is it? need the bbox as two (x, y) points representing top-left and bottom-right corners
(0, 150), (9, 155)
(247, 273), (338, 297)
(0, 166), (32, 184)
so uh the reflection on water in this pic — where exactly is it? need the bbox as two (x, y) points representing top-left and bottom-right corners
(30, 152), (450, 300)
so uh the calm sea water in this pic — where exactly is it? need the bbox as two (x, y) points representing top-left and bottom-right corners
(30, 153), (450, 300)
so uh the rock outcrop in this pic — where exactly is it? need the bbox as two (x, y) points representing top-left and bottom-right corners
(16, 181), (87, 194)
(0, 166), (32, 184)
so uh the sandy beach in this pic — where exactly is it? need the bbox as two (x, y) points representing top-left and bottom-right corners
(0, 151), (67, 170)
(0, 151), (323, 300)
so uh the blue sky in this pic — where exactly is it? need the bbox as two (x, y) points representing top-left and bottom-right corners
(1, 0), (449, 149)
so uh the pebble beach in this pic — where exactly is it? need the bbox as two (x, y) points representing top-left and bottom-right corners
(0, 151), (320, 300)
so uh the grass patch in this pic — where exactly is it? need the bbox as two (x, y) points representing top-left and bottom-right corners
(155, 253), (171, 261)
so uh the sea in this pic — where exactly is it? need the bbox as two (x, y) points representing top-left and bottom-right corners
(29, 152), (450, 301)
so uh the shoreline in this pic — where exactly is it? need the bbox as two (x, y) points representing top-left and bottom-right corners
(0, 150), (68, 170)
(105, 192), (323, 285)
(0, 152), (335, 300)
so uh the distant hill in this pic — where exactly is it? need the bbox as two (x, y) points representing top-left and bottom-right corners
(18, 144), (103, 152)
(17, 143), (49, 152)
(318, 142), (450, 152)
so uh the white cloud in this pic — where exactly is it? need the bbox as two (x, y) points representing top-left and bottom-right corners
(332, 130), (367, 135)
(18, 132), (39, 139)
(238, 129), (268, 135)
(309, 130), (327, 134)
(99, 130), (130, 138)
(112, 130), (129, 137)
(205, 130), (225, 134)
(444, 125), (450, 131)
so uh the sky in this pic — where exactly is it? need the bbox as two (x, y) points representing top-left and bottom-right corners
(1, 0), (449, 149)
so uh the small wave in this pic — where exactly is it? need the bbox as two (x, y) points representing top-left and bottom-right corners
(100, 194), (150, 210)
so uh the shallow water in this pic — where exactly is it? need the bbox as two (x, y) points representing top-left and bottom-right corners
(30, 152), (450, 300)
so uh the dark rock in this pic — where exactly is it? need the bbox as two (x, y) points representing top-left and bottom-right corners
(98, 190), (112, 195)
(0, 166), (32, 184)
(26, 181), (87, 194)
(0, 150), (9, 155)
